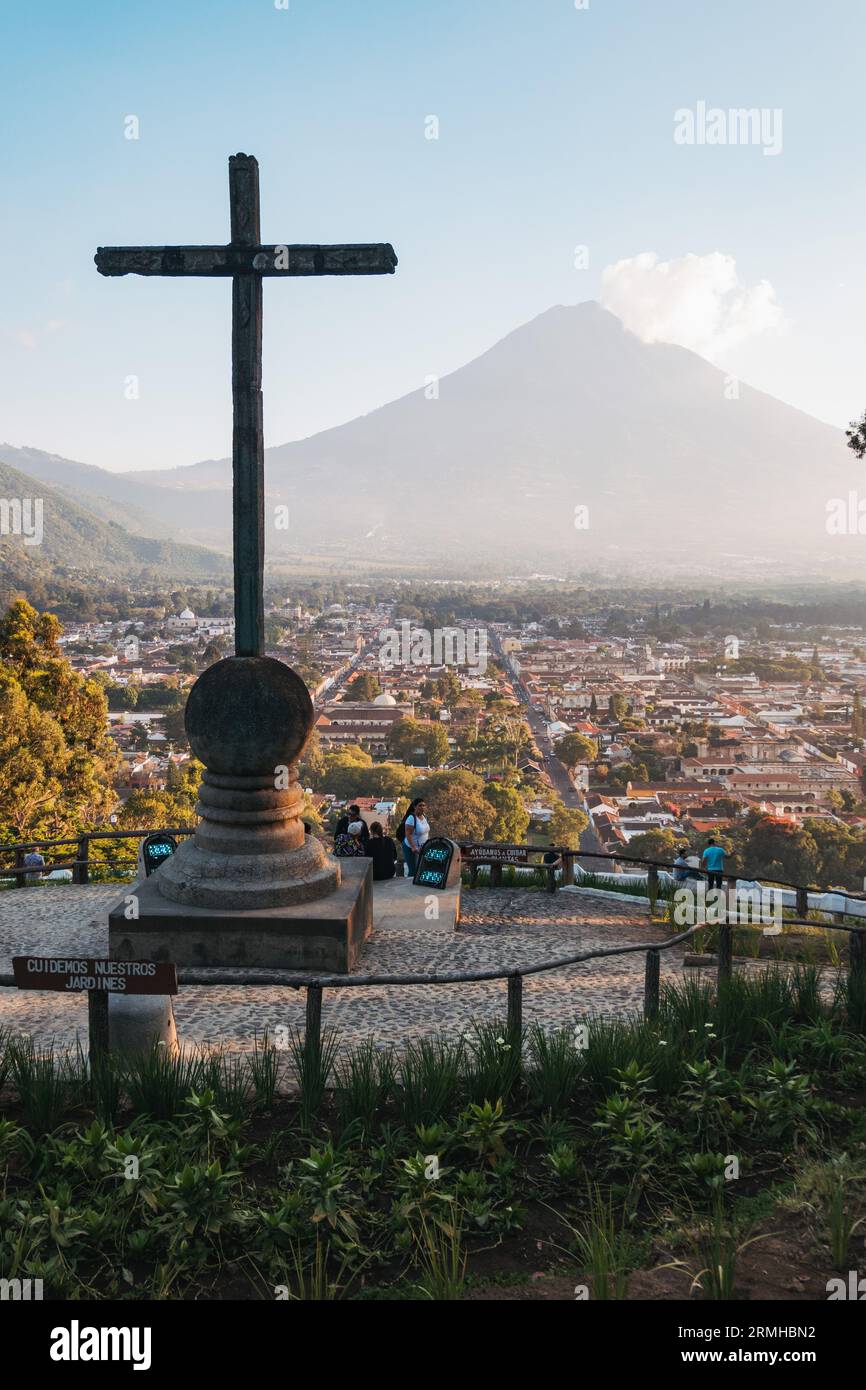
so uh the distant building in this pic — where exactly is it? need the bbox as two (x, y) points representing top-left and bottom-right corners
(316, 701), (406, 754)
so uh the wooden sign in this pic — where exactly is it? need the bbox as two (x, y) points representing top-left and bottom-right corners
(12, 957), (178, 995)
(463, 843), (530, 865)
(414, 837), (462, 890)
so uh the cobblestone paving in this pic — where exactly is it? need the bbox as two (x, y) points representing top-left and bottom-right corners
(0, 884), (681, 1055)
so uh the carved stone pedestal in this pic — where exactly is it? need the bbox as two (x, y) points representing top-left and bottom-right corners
(109, 655), (372, 972)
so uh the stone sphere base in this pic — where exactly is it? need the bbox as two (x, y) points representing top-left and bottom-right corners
(154, 653), (340, 912)
(157, 833), (340, 910)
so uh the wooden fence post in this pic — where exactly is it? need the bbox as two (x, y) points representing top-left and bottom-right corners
(644, 949), (660, 1021)
(850, 929), (866, 1002)
(561, 852), (575, 887)
(647, 864), (659, 914)
(725, 874), (738, 921)
(490, 862), (502, 889)
(507, 973), (523, 1053)
(74, 835), (90, 885)
(796, 885), (809, 918)
(305, 982), (322, 1057)
(87, 990), (110, 1063)
(14, 848), (26, 888)
(717, 922), (733, 985)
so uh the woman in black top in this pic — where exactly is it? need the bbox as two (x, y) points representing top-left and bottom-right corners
(366, 821), (398, 881)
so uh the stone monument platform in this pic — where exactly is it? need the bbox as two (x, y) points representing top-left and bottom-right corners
(109, 858), (373, 973)
(371, 875), (461, 934)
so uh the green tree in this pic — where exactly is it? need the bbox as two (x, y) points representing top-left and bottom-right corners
(846, 408), (866, 459)
(319, 747), (374, 799)
(743, 818), (819, 885)
(607, 761), (649, 788)
(162, 706), (189, 747)
(482, 783), (530, 843)
(117, 759), (203, 831)
(547, 798), (589, 850)
(436, 670), (462, 708)
(621, 828), (678, 865)
(0, 600), (121, 838)
(352, 762), (415, 800)
(200, 638), (227, 668)
(0, 668), (69, 838)
(554, 733), (596, 770)
(388, 718), (450, 768)
(347, 672), (381, 701)
(409, 769), (493, 840)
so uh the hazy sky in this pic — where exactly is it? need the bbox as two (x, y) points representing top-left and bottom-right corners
(1, 0), (864, 473)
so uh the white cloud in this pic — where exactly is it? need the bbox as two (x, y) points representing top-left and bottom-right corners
(599, 251), (784, 359)
(9, 319), (68, 351)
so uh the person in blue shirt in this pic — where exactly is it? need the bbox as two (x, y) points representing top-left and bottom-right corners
(701, 836), (728, 892)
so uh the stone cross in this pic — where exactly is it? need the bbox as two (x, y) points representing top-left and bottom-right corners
(96, 154), (397, 657)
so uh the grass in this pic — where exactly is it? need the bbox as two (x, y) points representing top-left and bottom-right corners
(526, 1024), (585, 1115)
(413, 1206), (467, 1300)
(396, 1036), (465, 1128)
(664, 1202), (773, 1301)
(122, 1042), (207, 1121)
(0, 964), (864, 1301)
(288, 1026), (341, 1127)
(335, 1039), (395, 1134)
(7, 1037), (76, 1133)
(557, 1185), (630, 1299)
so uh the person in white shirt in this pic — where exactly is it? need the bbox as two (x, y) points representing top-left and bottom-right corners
(402, 799), (430, 877)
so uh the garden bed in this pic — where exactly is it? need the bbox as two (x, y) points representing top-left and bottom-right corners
(1, 965), (864, 1301)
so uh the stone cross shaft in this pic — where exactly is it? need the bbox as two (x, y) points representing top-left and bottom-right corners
(96, 154), (397, 658)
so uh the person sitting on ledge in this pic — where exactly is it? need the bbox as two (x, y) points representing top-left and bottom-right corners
(365, 821), (398, 881)
(334, 804), (369, 847)
(334, 820), (367, 857)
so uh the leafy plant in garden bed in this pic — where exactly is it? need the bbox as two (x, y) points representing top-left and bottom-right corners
(0, 968), (864, 1300)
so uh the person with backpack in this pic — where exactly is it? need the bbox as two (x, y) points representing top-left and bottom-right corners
(399, 798), (430, 878)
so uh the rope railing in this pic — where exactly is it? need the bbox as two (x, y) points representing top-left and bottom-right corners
(2, 828), (865, 1058)
(3, 826), (866, 911)
(0, 923), (705, 1054)
(0, 828), (194, 884)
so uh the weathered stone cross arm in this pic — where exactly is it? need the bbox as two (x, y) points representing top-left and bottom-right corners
(93, 152), (397, 663)
(95, 243), (397, 276)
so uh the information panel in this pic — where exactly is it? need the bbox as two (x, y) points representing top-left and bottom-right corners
(140, 832), (178, 878)
(413, 837), (462, 890)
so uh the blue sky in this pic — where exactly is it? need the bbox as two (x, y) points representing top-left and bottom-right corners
(1, 0), (864, 471)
